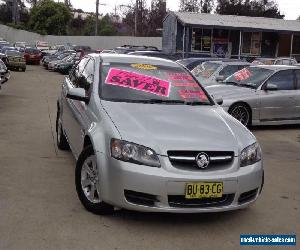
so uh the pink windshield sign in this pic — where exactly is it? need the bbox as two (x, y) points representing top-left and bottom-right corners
(105, 68), (171, 97)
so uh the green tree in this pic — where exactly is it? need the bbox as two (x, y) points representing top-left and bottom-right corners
(148, 0), (167, 36)
(179, 0), (213, 13)
(215, 0), (284, 18)
(99, 15), (117, 36)
(28, 0), (71, 35)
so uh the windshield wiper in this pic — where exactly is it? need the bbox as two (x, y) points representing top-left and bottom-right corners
(185, 101), (211, 106)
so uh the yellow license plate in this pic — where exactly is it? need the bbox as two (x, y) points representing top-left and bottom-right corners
(185, 182), (223, 199)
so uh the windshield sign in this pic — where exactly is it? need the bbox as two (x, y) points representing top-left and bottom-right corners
(225, 67), (274, 88)
(101, 62), (211, 105)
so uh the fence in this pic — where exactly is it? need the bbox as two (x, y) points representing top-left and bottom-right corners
(0, 24), (162, 50)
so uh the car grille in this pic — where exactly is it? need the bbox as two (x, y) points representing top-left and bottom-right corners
(168, 194), (234, 208)
(168, 151), (234, 171)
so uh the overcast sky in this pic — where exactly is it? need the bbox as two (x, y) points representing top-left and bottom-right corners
(67, 0), (299, 20)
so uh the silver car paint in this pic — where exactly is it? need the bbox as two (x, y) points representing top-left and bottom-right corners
(58, 54), (263, 212)
(207, 65), (300, 125)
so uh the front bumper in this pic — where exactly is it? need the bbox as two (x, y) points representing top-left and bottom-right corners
(96, 152), (263, 213)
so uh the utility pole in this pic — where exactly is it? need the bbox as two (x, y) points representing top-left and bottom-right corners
(95, 0), (99, 35)
(134, 0), (137, 37)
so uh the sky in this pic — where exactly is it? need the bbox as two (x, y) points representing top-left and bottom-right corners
(67, 0), (300, 20)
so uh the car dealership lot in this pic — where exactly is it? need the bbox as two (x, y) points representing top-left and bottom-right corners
(0, 66), (299, 249)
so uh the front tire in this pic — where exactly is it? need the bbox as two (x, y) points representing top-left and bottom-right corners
(75, 146), (114, 215)
(228, 103), (251, 127)
(56, 111), (70, 150)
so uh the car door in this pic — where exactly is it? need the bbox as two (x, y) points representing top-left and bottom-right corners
(258, 69), (297, 122)
(62, 57), (90, 157)
(295, 70), (300, 120)
(70, 57), (96, 155)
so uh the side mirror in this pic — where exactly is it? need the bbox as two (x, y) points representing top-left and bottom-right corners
(66, 88), (89, 103)
(216, 75), (226, 82)
(265, 83), (278, 91)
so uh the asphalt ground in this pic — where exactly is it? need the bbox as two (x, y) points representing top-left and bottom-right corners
(0, 65), (299, 250)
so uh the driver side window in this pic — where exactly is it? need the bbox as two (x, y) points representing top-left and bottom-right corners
(266, 70), (294, 90)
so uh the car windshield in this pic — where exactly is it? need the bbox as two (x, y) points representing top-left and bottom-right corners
(100, 62), (212, 105)
(6, 50), (22, 56)
(192, 62), (220, 79)
(224, 67), (274, 88)
(25, 48), (40, 54)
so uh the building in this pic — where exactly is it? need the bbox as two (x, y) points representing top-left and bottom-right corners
(162, 12), (300, 60)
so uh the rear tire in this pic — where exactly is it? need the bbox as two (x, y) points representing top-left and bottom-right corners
(75, 146), (114, 215)
(228, 103), (251, 127)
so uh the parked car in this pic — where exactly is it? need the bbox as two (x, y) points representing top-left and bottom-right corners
(73, 45), (92, 52)
(0, 58), (10, 85)
(176, 57), (223, 70)
(128, 51), (177, 60)
(54, 54), (76, 74)
(5, 50), (26, 72)
(1, 46), (18, 54)
(56, 54), (263, 214)
(24, 48), (41, 65)
(113, 45), (159, 54)
(48, 53), (75, 70)
(14, 42), (27, 50)
(43, 50), (75, 69)
(206, 65), (300, 127)
(0, 52), (8, 66)
(0, 41), (10, 50)
(252, 57), (297, 66)
(35, 41), (50, 51)
(192, 61), (251, 86)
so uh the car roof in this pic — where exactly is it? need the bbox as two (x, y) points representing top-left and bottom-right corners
(250, 65), (300, 70)
(93, 53), (178, 67)
(204, 60), (250, 65)
(254, 57), (294, 60)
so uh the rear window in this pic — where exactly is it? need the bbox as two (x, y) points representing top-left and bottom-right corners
(100, 62), (212, 105)
(25, 48), (40, 54)
(192, 62), (220, 79)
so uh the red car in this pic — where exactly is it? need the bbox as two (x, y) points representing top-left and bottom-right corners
(24, 48), (41, 65)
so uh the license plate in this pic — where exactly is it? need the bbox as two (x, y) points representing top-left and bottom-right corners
(185, 182), (223, 199)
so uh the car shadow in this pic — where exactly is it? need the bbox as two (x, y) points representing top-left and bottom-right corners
(250, 124), (300, 131)
(111, 207), (247, 225)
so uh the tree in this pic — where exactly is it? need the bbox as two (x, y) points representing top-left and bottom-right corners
(179, 0), (214, 13)
(123, 0), (149, 36)
(148, 0), (167, 36)
(0, 0), (29, 26)
(28, 0), (72, 35)
(215, 0), (284, 18)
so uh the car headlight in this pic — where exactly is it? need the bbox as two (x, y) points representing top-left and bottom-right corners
(111, 139), (160, 167)
(240, 142), (262, 167)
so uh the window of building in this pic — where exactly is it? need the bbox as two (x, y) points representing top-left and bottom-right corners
(242, 32), (262, 55)
(191, 28), (212, 52)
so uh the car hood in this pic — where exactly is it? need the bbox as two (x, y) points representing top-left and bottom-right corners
(206, 84), (257, 99)
(101, 101), (256, 156)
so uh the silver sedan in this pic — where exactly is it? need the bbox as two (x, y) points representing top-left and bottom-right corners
(57, 54), (263, 214)
(207, 65), (300, 127)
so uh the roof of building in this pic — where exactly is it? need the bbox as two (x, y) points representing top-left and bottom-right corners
(169, 12), (300, 33)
